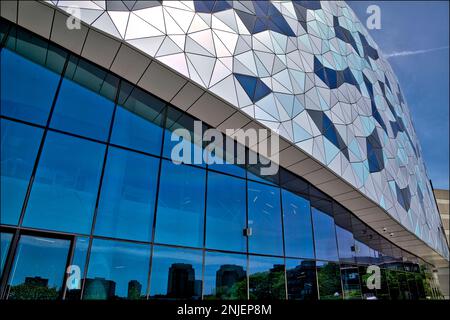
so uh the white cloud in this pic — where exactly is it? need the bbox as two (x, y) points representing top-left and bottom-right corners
(384, 45), (449, 58)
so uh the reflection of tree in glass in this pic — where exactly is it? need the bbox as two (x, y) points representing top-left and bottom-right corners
(317, 263), (341, 300)
(8, 276), (59, 300)
(249, 265), (285, 300)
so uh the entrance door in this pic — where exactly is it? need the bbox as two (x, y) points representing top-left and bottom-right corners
(2, 232), (72, 300)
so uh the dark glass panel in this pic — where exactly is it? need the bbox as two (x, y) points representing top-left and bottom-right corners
(5, 26), (67, 75)
(386, 269), (402, 300)
(83, 239), (150, 300)
(312, 207), (339, 261)
(6, 235), (70, 300)
(149, 245), (203, 300)
(155, 160), (206, 248)
(23, 132), (105, 234)
(203, 251), (247, 300)
(377, 268), (391, 300)
(111, 83), (165, 155)
(316, 261), (342, 300)
(248, 255), (285, 300)
(282, 189), (314, 259)
(358, 266), (377, 300)
(1, 25), (67, 125)
(286, 259), (317, 300)
(340, 265), (362, 299)
(333, 204), (356, 264)
(1, 119), (43, 225)
(163, 106), (207, 166)
(397, 271), (412, 300)
(279, 168), (309, 198)
(247, 181), (283, 256)
(247, 150), (279, 186)
(94, 147), (159, 242)
(65, 236), (89, 300)
(51, 56), (118, 141)
(1, 232), (13, 276)
(406, 272), (419, 300)
(205, 171), (246, 252)
(0, 48), (60, 125)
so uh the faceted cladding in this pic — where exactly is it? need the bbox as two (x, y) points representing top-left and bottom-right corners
(46, 0), (448, 259)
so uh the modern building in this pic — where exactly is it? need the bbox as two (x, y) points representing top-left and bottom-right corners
(0, 0), (448, 301)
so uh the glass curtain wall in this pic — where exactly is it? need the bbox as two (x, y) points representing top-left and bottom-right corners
(0, 19), (440, 300)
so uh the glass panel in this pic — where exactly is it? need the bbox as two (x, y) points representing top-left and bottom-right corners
(50, 57), (118, 141)
(65, 236), (89, 300)
(203, 251), (247, 300)
(358, 266), (376, 300)
(248, 255), (285, 300)
(1, 232), (13, 275)
(282, 189), (314, 259)
(340, 265), (362, 300)
(155, 160), (206, 248)
(94, 147), (159, 242)
(23, 132), (105, 234)
(206, 135), (246, 178)
(205, 172), (246, 252)
(397, 272), (411, 300)
(0, 47), (61, 125)
(247, 150), (279, 186)
(5, 26), (67, 75)
(83, 239), (150, 300)
(7, 235), (70, 300)
(247, 181), (283, 256)
(377, 268), (391, 300)
(111, 84), (165, 155)
(312, 208), (339, 261)
(149, 245), (203, 300)
(1, 119), (43, 225)
(316, 261), (342, 300)
(333, 205), (356, 264)
(163, 107), (207, 166)
(286, 259), (317, 300)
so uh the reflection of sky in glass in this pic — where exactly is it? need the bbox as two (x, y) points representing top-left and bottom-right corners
(155, 160), (205, 248)
(312, 208), (339, 262)
(1, 119), (43, 226)
(206, 171), (246, 252)
(248, 181), (283, 256)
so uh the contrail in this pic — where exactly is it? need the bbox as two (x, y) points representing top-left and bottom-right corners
(384, 45), (449, 58)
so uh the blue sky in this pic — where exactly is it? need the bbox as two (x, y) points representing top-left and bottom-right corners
(348, 1), (449, 189)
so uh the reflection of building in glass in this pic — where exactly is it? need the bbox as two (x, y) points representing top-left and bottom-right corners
(83, 277), (116, 300)
(24, 276), (49, 287)
(127, 280), (142, 299)
(216, 264), (246, 292)
(167, 263), (200, 299)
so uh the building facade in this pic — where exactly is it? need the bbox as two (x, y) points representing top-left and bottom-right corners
(434, 189), (449, 299)
(0, 1), (448, 300)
